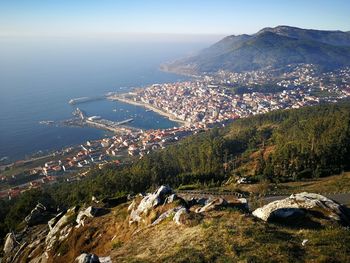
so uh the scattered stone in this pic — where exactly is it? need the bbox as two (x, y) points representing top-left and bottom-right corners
(302, 239), (308, 246)
(151, 206), (184, 226)
(3, 232), (17, 254)
(173, 207), (188, 225)
(252, 192), (350, 225)
(196, 198), (228, 213)
(75, 253), (100, 263)
(48, 210), (66, 231)
(45, 206), (79, 251)
(129, 185), (172, 224)
(164, 193), (178, 204)
(76, 206), (100, 227)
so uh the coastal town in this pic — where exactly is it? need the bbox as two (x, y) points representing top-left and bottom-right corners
(114, 64), (350, 125)
(1, 63), (350, 199)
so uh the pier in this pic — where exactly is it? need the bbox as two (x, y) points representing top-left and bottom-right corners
(65, 108), (139, 133)
(68, 96), (106, 105)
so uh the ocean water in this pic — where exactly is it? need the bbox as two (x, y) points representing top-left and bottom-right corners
(0, 37), (209, 161)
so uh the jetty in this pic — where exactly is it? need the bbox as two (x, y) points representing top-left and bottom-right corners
(68, 96), (106, 105)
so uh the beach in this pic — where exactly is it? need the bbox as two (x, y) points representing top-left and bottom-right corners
(108, 95), (188, 126)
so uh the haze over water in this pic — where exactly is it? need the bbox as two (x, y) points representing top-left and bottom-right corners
(0, 37), (211, 161)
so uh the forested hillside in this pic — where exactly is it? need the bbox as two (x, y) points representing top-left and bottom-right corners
(1, 101), (350, 244)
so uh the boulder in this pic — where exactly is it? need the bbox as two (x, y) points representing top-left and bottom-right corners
(75, 253), (100, 263)
(173, 207), (188, 225)
(151, 206), (184, 226)
(48, 210), (66, 231)
(3, 232), (17, 254)
(196, 198), (228, 213)
(252, 192), (350, 225)
(129, 185), (173, 224)
(76, 206), (100, 227)
(45, 206), (79, 251)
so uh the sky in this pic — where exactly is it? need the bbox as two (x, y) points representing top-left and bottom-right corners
(0, 0), (350, 39)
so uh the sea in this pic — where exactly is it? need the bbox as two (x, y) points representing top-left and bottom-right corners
(0, 37), (211, 162)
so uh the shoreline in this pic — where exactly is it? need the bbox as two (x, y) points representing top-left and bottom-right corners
(109, 95), (188, 126)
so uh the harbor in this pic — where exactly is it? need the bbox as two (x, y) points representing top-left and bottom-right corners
(65, 108), (140, 133)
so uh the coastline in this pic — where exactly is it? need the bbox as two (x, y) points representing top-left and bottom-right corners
(109, 95), (188, 126)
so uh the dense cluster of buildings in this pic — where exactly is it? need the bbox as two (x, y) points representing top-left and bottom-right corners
(127, 64), (350, 125)
(0, 125), (200, 199)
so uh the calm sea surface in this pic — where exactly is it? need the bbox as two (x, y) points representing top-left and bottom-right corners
(0, 38), (208, 161)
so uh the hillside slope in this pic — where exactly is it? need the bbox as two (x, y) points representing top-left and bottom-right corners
(163, 26), (350, 74)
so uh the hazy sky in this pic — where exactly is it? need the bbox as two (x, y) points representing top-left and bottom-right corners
(1, 0), (350, 38)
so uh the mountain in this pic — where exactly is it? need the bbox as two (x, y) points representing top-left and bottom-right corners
(162, 26), (350, 74)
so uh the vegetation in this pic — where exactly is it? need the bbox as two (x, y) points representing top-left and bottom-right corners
(1, 101), (350, 246)
(166, 26), (350, 73)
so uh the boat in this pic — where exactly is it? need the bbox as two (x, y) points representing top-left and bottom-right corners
(112, 109), (117, 112)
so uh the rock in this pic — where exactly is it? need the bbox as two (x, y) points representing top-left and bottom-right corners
(76, 206), (100, 227)
(129, 185), (173, 224)
(99, 256), (112, 263)
(252, 192), (350, 225)
(48, 211), (66, 231)
(127, 199), (137, 212)
(151, 206), (184, 226)
(302, 239), (308, 246)
(196, 198), (228, 213)
(3, 232), (17, 254)
(164, 194), (177, 204)
(75, 253), (100, 263)
(173, 207), (188, 225)
(24, 203), (48, 226)
(45, 206), (79, 251)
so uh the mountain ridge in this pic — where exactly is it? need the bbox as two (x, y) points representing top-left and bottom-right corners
(162, 25), (350, 74)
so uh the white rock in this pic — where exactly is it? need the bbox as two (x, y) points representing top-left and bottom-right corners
(76, 206), (99, 227)
(302, 239), (308, 246)
(196, 198), (227, 213)
(75, 253), (100, 263)
(3, 232), (16, 254)
(129, 185), (172, 224)
(173, 207), (188, 225)
(151, 206), (183, 226)
(48, 211), (65, 231)
(252, 192), (349, 223)
(45, 206), (78, 251)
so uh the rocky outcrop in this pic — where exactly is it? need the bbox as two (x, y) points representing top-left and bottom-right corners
(75, 253), (112, 263)
(252, 192), (350, 225)
(48, 210), (66, 231)
(129, 185), (172, 224)
(151, 206), (185, 226)
(76, 206), (101, 227)
(173, 207), (188, 225)
(45, 206), (79, 251)
(3, 232), (17, 255)
(75, 253), (100, 263)
(195, 198), (228, 213)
